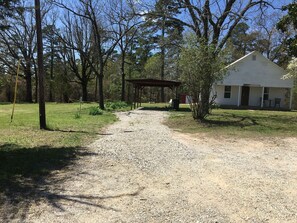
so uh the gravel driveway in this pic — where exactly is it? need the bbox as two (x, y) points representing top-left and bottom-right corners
(21, 109), (297, 222)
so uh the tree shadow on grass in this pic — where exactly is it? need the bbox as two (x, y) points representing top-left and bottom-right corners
(0, 144), (142, 221)
(45, 128), (112, 136)
(202, 114), (259, 128)
(140, 106), (191, 112)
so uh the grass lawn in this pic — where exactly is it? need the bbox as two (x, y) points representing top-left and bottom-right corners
(0, 102), (118, 148)
(166, 106), (297, 137)
(0, 102), (120, 193)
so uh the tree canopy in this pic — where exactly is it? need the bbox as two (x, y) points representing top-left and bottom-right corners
(277, 2), (297, 57)
(0, 0), (20, 30)
(0, 0), (295, 118)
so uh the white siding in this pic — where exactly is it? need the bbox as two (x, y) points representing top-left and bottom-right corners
(269, 88), (291, 108)
(214, 85), (290, 109)
(249, 87), (262, 106)
(213, 51), (294, 109)
(214, 85), (238, 106)
(219, 51), (294, 88)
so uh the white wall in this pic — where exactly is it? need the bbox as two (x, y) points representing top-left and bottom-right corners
(269, 87), (291, 108)
(214, 85), (291, 109)
(219, 51), (294, 88)
(213, 51), (293, 109)
(214, 85), (238, 106)
(249, 87), (262, 106)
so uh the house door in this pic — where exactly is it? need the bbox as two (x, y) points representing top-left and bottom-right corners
(241, 86), (250, 106)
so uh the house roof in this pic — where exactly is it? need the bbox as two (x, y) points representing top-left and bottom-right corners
(226, 51), (255, 68)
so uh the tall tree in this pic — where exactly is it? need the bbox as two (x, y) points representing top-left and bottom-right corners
(134, 0), (274, 119)
(145, 0), (182, 102)
(54, 0), (138, 109)
(0, 3), (37, 102)
(59, 12), (95, 101)
(0, 0), (19, 30)
(252, 11), (291, 66)
(277, 2), (297, 57)
(180, 35), (226, 119)
(224, 12), (291, 66)
(227, 22), (255, 61)
(43, 13), (61, 102)
(111, 0), (138, 101)
(35, 0), (46, 129)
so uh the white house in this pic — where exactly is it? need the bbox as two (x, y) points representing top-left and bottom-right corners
(213, 51), (294, 109)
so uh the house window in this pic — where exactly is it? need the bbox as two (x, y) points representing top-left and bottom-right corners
(224, 86), (231, 98)
(264, 87), (269, 100)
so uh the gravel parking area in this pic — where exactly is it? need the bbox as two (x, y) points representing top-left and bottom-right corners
(15, 109), (297, 222)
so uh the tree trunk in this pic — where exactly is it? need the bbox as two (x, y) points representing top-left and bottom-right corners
(121, 53), (126, 101)
(63, 93), (69, 103)
(34, 62), (38, 103)
(196, 59), (213, 120)
(160, 46), (165, 102)
(25, 65), (33, 103)
(98, 65), (104, 109)
(82, 81), (88, 101)
(49, 41), (54, 102)
(160, 14), (166, 102)
(94, 76), (98, 101)
(6, 84), (12, 102)
(35, 0), (46, 129)
(62, 73), (69, 103)
(62, 58), (69, 103)
(127, 65), (132, 103)
(197, 86), (211, 119)
(193, 45), (216, 120)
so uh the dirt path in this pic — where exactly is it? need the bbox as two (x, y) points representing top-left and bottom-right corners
(17, 110), (297, 222)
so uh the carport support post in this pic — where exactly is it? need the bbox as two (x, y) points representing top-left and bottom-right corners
(175, 86), (179, 100)
(139, 87), (143, 107)
(261, 87), (264, 108)
(237, 86), (241, 107)
(137, 86), (140, 108)
(136, 86), (141, 108)
(138, 87), (140, 108)
(133, 85), (137, 109)
(289, 88), (293, 110)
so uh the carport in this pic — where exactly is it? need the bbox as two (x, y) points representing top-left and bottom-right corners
(126, 78), (181, 109)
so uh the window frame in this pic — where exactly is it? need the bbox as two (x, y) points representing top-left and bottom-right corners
(224, 85), (231, 99)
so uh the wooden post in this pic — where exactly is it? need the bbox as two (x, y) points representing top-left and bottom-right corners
(136, 86), (139, 108)
(237, 86), (241, 107)
(133, 86), (137, 109)
(289, 88), (293, 110)
(140, 87), (143, 107)
(139, 87), (141, 107)
(35, 0), (46, 129)
(261, 87), (264, 108)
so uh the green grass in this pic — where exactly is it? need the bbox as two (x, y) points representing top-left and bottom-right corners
(166, 107), (297, 137)
(0, 102), (119, 208)
(138, 102), (190, 111)
(0, 102), (118, 148)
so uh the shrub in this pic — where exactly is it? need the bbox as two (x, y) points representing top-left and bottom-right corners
(89, 106), (103, 116)
(74, 111), (81, 119)
(105, 101), (128, 111)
